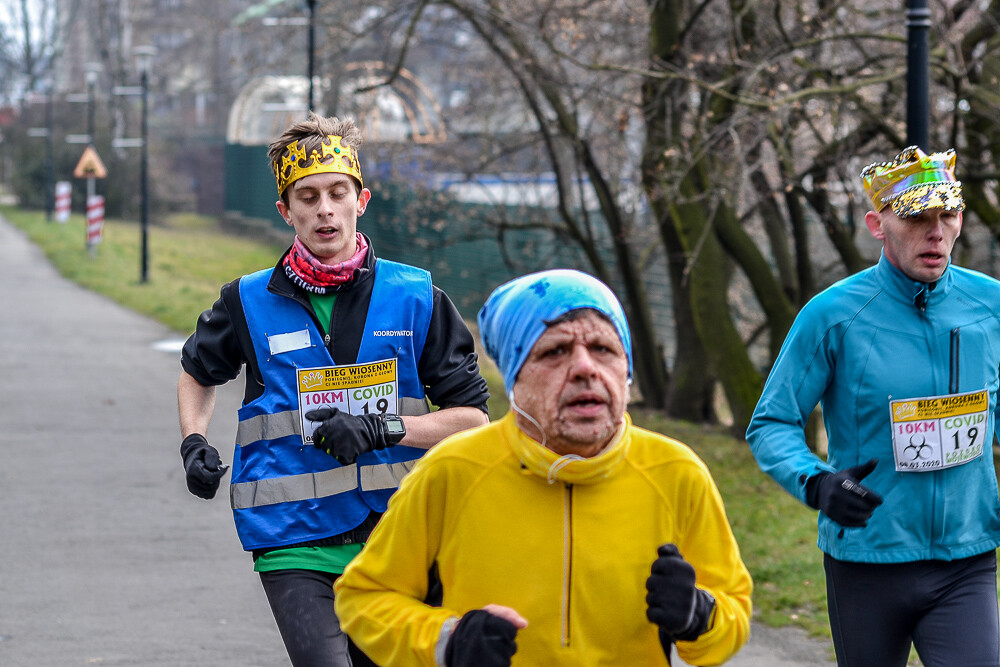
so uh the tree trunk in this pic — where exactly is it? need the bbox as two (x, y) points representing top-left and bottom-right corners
(713, 199), (796, 361)
(456, 1), (670, 408)
(657, 203), (718, 421)
(644, 0), (763, 430)
(666, 171), (764, 432)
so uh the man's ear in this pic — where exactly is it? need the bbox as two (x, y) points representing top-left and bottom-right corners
(864, 210), (884, 241)
(357, 188), (372, 217)
(276, 199), (292, 226)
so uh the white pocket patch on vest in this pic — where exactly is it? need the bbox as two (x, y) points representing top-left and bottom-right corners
(267, 329), (312, 356)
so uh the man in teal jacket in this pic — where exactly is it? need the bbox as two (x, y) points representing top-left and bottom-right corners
(747, 146), (1000, 666)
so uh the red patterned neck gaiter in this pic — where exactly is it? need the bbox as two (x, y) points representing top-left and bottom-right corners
(282, 233), (368, 294)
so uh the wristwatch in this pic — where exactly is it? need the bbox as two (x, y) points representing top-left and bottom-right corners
(382, 414), (406, 445)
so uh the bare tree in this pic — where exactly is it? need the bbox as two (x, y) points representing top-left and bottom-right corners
(0, 0), (72, 99)
(336, 1), (672, 407)
(15, 0), (1000, 432)
(309, 0), (1000, 429)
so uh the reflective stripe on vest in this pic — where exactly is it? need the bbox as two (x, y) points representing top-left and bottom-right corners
(235, 397), (430, 447)
(231, 464), (357, 509)
(230, 458), (418, 509)
(359, 459), (418, 492)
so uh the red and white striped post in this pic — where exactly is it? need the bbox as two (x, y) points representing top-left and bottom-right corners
(54, 181), (72, 223)
(86, 195), (104, 253)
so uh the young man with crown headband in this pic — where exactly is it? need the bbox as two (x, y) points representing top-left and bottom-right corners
(176, 113), (489, 667)
(333, 269), (753, 667)
(748, 146), (1000, 666)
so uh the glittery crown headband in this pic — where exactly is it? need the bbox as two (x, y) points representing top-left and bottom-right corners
(274, 134), (363, 195)
(860, 146), (964, 218)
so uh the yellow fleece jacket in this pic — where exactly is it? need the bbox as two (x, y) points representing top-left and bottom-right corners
(335, 412), (752, 666)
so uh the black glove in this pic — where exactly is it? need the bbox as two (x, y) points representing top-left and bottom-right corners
(304, 408), (391, 465)
(646, 544), (715, 643)
(445, 609), (519, 667)
(805, 458), (884, 527)
(180, 433), (228, 500)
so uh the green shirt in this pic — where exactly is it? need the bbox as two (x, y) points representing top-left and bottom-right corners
(308, 290), (336, 337)
(255, 290), (362, 574)
(255, 544), (362, 573)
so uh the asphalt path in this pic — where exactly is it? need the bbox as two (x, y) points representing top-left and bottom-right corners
(0, 215), (836, 665)
(0, 217), (285, 666)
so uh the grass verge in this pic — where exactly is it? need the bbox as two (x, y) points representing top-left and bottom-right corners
(2, 206), (283, 333)
(5, 205), (832, 640)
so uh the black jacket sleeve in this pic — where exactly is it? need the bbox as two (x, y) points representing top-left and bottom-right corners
(180, 279), (251, 388)
(419, 286), (490, 414)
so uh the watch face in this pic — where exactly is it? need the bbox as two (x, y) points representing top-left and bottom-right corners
(385, 416), (405, 435)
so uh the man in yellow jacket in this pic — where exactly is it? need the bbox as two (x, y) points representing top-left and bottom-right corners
(334, 269), (752, 666)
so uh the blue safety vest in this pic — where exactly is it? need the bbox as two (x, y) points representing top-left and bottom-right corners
(229, 259), (432, 551)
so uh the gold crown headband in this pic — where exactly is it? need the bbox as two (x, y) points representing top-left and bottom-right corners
(275, 134), (363, 195)
(860, 146), (964, 218)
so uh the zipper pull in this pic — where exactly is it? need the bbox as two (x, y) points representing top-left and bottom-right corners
(324, 334), (331, 346)
(949, 328), (960, 393)
(914, 280), (937, 312)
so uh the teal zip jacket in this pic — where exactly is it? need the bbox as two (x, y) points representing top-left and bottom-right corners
(747, 253), (1000, 563)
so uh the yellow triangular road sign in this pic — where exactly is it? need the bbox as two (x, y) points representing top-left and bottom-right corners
(73, 145), (108, 179)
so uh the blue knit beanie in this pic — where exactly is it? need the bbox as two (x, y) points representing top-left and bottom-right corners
(477, 269), (633, 393)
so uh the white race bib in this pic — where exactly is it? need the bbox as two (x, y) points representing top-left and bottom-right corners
(296, 358), (398, 444)
(889, 389), (988, 472)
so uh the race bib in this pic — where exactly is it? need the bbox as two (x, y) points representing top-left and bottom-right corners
(889, 389), (988, 472)
(297, 358), (398, 444)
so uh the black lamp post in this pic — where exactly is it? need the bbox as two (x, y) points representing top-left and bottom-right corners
(86, 63), (100, 144)
(134, 46), (156, 284)
(307, 0), (316, 113)
(26, 87), (53, 220)
(263, 2), (316, 116)
(45, 86), (54, 221)
(906, 0), (930, 150)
